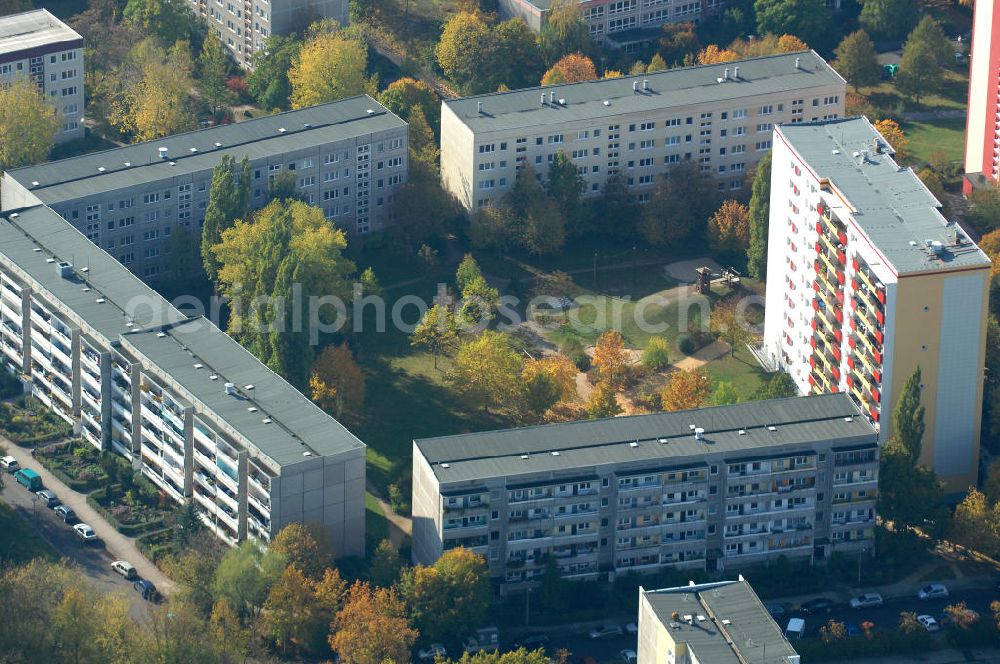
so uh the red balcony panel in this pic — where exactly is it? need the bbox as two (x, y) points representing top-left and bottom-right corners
(831, 366), (841, 381)
(873, 330), (883, 345)
(815, 242), (822, 254)
(817, 204), (825, 216)
(832, 346), (842, 362)
(813, 281), (820, 292)
(811, 319), (818, 331)
(851, 278), (858, 291)
(846, 375), (853, 388)
(876, 310), (885, 326)
(834, 329), (843, 343)
(873, 369), (881, 383)
(847, 356), (855, 370)
(838, 250), (847, 264)
(838, 231), (848, 245)
(837, 271), (846, 285)
(811, 337), (817, 349)
(852, 257), (860, 271)
(808, 374), (815, 386)
(814, 261), (821, 274)
(848, 337), (856, 350)
(835, 309), (844, 323)
(877, 290), (886, 305)
(870, 407), (879, 422)
(836, 290), (845, 303)
(872, 388), (880, 403)
(849, 318), (857, 331)
(810, 355), (816, 368)
(873, 350), (882, 363)
(812, 299), (820, 311)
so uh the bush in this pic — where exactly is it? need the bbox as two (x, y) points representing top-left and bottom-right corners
(642, 337), (671, 370)
(0, 370), (22, 399)
(560, 340), (591, 371)
(677, 336), (695, 356)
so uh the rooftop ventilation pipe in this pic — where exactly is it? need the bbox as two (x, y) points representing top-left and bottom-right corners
(734, 66), (740, 79)
(795, 57), (801, 69)
(158, 146), (168, 160)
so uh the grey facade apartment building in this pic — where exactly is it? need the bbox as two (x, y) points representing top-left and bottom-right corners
(2, 96), (408, 281)
(440, 51), (845, 212)
(637, 578), (799, 664)
(0, 205), (366, 552)
(412, 394), (878, 590)
(0, 9), (84, 142)
(188, 0), (348, 68)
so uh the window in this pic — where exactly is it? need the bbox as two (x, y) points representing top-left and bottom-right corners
(479, 144), (496, 154)
(387, 156), (402, 168)
(85, 205), (100, 222)
(547, 134), (564, 144)
(757, 123), (773, 133)
(478, 162), (495, 171)
(639, 139), (655, 149)
(759, 105), (773, 115)
(639, 121), (655, 131)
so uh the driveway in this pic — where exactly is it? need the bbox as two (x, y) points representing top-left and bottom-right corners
(1, 435), (173, 606)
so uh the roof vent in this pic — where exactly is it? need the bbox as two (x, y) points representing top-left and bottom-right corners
(80, 267), (89, 273)
(32, 247), (40, 252)
(303, 451), (313, 457)
(225, 382), (236, 395)
(549, 91), (555, 103)
(603, 100), (610, 106)
(520, 454), (529, 459)
(366, 109), (375, 114)
(248, 406), (258, 413)
(97, 166), (105, 173)
(303, 123), (311, 129)
(633, 80), (639, 93)
(642, 79), (648, 90)
(688, 424), (696, 430)
(56, 261), (73, 278)
(541, 93), (546, 106)
(95, 298), (106, 303)
(724, 68), (730, 80)
(696, 615), (706, 622)
(158, 146), (168, 160)
(930, 240), (945, 255)
(45, 257), (55, 263)
(694, 427), (705, 440)
(767, 425), (777, 431)
(551, 451), (560, 456)
(795, 57), (801, 69)
(477, 101), (483, 113)
(156, 332), (166, 338)
(169, 161), (176, 166)
(658, 438), (668, 444)
(844, 416), (853, 422)
(722, 619), (731, 626)
(629, 441), (639, 448)
(278, 127), (286, 133)
(558, 98), (566, 105)
(193, 363), (203, 369)
(738, 429), (747, 435)
(441, 462), (450, 468)
(30, 181), (39, 186)
(189, 147), (198, 153)
(214, 142), (223, 148)
(82, 287), (91, 292)
(123, 162), (131, 167)
(209, 374), (218, 381)
(262, 418), (272, 424)
(9, 213), (18, 219)
(244, 384), (255, 390)
(734, 66), (740, 79)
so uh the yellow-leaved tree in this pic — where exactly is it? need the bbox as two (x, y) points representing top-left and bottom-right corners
(289, 23), (374, 109)
(109, 39), (197, 142)
(697, 44), (739, 65)
(707, 200), (751, 256)
(541, 52), (598, 85)
(874, 118), (909, 161)
(310, 343), (365, 421)
(660, 368), (712, 411)
(0, 77), (59, 171)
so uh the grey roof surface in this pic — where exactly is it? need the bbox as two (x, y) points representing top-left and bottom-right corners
(643, 579), (798, 664)
(443, 51), (844, 134)
(0, 9), (81, 56)
(415, 394), (875, 485)
(779, 117), (991, 275)
(0, 206), (363, 468)
(8, 96), (405, 204)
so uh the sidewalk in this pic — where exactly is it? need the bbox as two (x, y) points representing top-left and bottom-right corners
(1, 434), (174, 594)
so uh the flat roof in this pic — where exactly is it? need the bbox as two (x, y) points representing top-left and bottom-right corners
(415, 393), (875, 485)
(642, 579), (798, 664)
(443, 51), (844, 134)
(778, 117), (991, 275)
(0, 206), (363, 468)
(0, 9), (81, 57)
(8, 95), (406, 204)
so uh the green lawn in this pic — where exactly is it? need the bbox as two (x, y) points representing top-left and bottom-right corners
(703, 353), (770, 402)
(365, 492), (391, 554)
(900, 118), (966, 168)
(865, 66), (970, 114)
(0, 500), (57, 565)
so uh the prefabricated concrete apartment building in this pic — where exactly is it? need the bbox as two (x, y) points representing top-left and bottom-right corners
(2, 96), (408, 281)
(0, 205), (366, 552)
(0, 9), (84, 142)
(413, 394), (878, 590)
(440, 51), (845, 213)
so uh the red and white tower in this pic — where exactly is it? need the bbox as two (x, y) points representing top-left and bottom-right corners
(964, 0), (1000, 193)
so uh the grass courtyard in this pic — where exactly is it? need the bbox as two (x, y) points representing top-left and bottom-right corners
(900, 118), (967, 168)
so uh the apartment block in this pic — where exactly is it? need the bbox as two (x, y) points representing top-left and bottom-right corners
(2, 96), (408, 281)
(412, 394), (878, 590)
(188, 0), (348, 68)
(0, 205), (366, 552)
(441, 51), (845, 212)
(637, 578), (799, 664)
(0, 9), (84, 142)
(498, 0), (723, 48)
(762, 118), (990, 493)
(963, 0), (1000, 192)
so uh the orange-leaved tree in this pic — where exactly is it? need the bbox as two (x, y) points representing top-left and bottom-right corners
(541, 52), (597, 85)
(660, 369), (712, 411)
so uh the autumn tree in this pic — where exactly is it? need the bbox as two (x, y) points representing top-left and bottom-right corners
(263, 565), (322, 654)
(311, 343), (366, 420)
(330, 582), (418, 664)
(162, 537), (225, 616)
(640, 160), (720, 247)
(411, 304), (460, 369)
(198, 32), (235, 116)
(753, 0), (833, 50)
(0, 78), (59, 172)
(949, 488), (999, 556)
(658, 22), (700, 66)
(523, 354), (579, 415)
(123, 0), (193, 45)
(708, 201), (751, 256)
(896, 17), (952, 104)
(270, 522), (336, 580)
(539, 0), (593, 66)
(593, 330), (631, 389)
(587, 380), (622, 419)
(436, 12), (493, 94)
(648, 53), (668, 72)
(289, 26), (372, 108)
(378, 77), (440, 128)
(660, 369), (712, 411)
(456, 253), (484, 293)
(247, 35), (301, 110)
(541, 52), (598, 85)
(746, 150), (772, 280)
(201, 155), (251, 283)
(711, 298), (757, 357)
(211, 598), (252, 664)
(109, 39), (197, 142)
(874, 118), (909, 161)
(834, 30), (880, 91)
(370, 539), (404, 587)
(859, 0), (916, 40)
(697, 44), (740, 64)
(460, 274), (501, 327)
(442, 648), (553, 664)
(448, 331), (525, 413)
(400, 548), (490, 644)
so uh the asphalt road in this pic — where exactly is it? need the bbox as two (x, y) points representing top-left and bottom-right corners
(501, 587), (1000, 662)
(0, 472), (154, 622)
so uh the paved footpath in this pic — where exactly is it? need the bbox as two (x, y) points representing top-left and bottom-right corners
(1, 434), (174, 594)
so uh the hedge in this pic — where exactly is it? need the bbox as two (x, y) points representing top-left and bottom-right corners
(33, 455), (103, 493)
(136, 528), (177, 565)
(87, 487), (166, 537)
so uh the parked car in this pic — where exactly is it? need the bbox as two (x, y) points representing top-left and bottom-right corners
(73, 523), (97, 542)
(624, 622), (638, 635)
(111, 560), (137, 580)
(849, 593), (883, 609)
(765, 602), (786, 619)
(514, 634), (550, 649)
(53, 504), (76, 522)
(589, 625), (624, 640)
(14, 468), (42, 491)
(0, 455), (20, 473)
(917, 615), (940, 632)
(417, 644), (446, 661)
(134, 579), (159, 602)
(619, 649), (637, 664)
(918, 583), (949, 600)
(799, 598), (834, 614)
(462, 627), (499, 654)
(35, 489), (59, 508)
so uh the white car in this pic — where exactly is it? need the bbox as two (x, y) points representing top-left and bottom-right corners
(73, 523), (98, 541)
(589, 624), (623, 640)
(917, 583), (949, 600)
(111, 560), (137, 580)
(624, 622), (638, 635)
(917, 615), (940, 632)
(417, 644), (446, 661)
(619, 649), (637, 664)
(849, 593), (883, 609)
(0, 455), (20, 473)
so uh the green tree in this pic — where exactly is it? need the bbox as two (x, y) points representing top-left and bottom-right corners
(878, 435), (944, 526)
(378, 76), (439, 128)
(212, 540), (286, 622)
(161, 225), (208, 299)
(895, 17), (952, 104)
(456, 253), (485, 294)
(268, 169), (303, 202)
(753, 0), (833, 50)
(751, 372), (797, 400)
(712, 381), (739, 405)
(547, 152), (585, 224)
(436, 12), (493, 94)
(411, 304), (459, 369)
(746, 150), (772, 280)
(493, 18), (545, 90)
(369, 539), (404, 587)
(460, 274), (501, 328)
(123, 0), (192, 45)
(539, 0), (593, 66)
(949, 488), (999, 555)
(162, 538), (222, 617)
(201, 155), (251, 283)
(399, 548), (490, 644)
(640, 160), (720, 247)
(0, 77), (60, 172)
(289, 26), (371, 108)
(859, 0), (916, 41)
(834, 30), (880, 91)
(642, 337), (672, 371)
(449, 331), (525, 413)
(442, 649), (552, 664)
(247, 35), (301, 110)
(892, 366), (925, 462)
(0, 0), (31, 17)
(210, 598), (252, 664)
(198, 32), (234, 116)
(588, 174), (641, 239)
(587, 380), (622, 418)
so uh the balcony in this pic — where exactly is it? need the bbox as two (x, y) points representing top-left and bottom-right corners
(194, 471), (217, 494)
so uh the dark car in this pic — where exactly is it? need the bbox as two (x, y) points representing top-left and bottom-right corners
(800, 598), (835, 614)
(53, 504), (76, 523)
(514, 634), (550, 649)
(134, 579), (160, 602)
